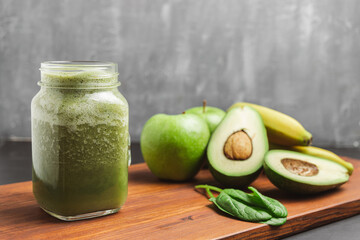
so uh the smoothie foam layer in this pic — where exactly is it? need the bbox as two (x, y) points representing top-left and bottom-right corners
(32, 87), (128, 129)
(34, 69), (126, 129)
(40, 70), (119, 87)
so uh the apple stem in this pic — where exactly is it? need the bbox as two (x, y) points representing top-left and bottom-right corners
(203, 99), (207, 113)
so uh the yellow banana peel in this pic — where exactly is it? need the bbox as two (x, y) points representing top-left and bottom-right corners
(228, 102), (312, 146)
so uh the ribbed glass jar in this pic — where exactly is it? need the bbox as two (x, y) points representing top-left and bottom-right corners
(31, 61), (130, 221)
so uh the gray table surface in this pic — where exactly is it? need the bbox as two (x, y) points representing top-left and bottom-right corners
(1, 140), (359, 239)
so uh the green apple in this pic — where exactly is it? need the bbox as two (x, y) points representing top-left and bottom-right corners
(186, 100), (225, 134)
(140, 113), (210, 181)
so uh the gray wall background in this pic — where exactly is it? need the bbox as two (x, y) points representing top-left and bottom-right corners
(1, 0), (360, 147)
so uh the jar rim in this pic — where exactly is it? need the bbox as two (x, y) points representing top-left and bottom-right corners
(40, 61), (118, 72)
(39, 61), (120, 88)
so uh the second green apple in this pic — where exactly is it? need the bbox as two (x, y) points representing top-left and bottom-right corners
(186, 101), (226, 134)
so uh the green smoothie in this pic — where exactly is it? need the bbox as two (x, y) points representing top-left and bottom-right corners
(31, 62), (129, 219)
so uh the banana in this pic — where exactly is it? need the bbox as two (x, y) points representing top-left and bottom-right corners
(228, 102), (312, 146)
(269, 144), (354, 175)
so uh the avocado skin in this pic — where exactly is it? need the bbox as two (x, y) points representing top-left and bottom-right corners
(209, 164), (262, 189)
(263, 161), (346, 195)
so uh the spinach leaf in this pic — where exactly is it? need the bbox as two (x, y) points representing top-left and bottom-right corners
(261, 217), (287, 226)
(223, 188), (255, 204)
(195, 185), (288, 226)
(223, 188), (262, 206)
(212, 191), (272, 222)
(248, 187), (288, 218)
(223, 188), (287, 218)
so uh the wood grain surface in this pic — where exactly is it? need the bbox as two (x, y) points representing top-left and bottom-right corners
(0, 157), (360, 240)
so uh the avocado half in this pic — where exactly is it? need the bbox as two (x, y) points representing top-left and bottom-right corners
(264, 150), (349, 194)
(207, 106), (269, 188)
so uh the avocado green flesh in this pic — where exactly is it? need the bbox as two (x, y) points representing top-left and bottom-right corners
(207, 106), (268, 187)
(264, 150), (349, 194)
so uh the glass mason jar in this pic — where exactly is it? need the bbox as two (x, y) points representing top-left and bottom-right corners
(31, 61), (130, 221)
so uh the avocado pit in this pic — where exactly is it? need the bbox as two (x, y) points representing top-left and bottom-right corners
(223, 130), (253, 160)
(281, 158), (319, 177)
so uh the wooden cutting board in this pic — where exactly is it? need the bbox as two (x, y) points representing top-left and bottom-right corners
(1, 157), (360, 240)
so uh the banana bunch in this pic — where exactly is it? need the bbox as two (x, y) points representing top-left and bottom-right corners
(228, 102), (354, 175)
(228, 102), (312, 146)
